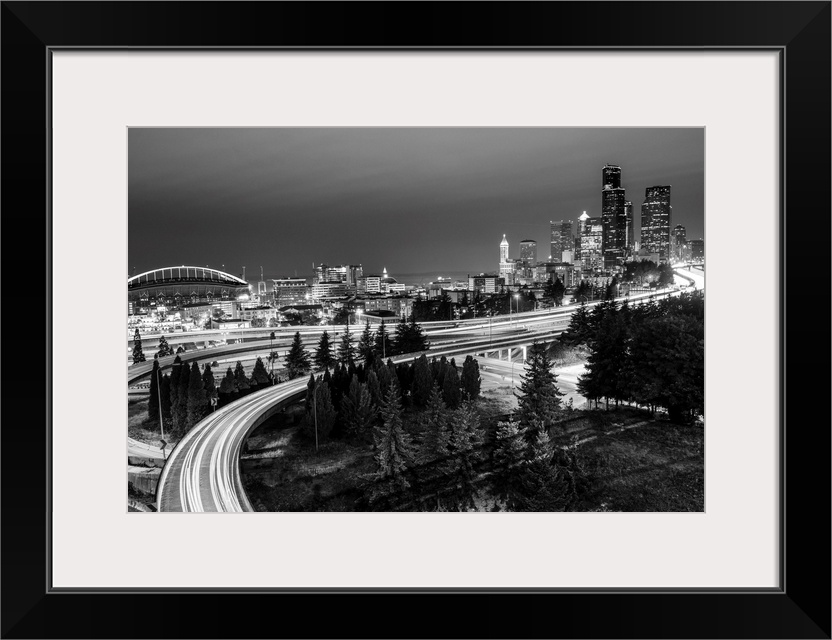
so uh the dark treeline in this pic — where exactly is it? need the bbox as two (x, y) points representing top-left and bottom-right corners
(285, 317), (430, 381)
(561, 291), (704, 422)
(294, 346), (583, 512)
(147, 354), (273, 439)
(359, 341), (585, 512)
(296, 353), (484, 509)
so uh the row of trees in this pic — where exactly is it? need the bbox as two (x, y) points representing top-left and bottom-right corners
(147, 356), (276, 435)
(132, 331), (179, 364)
(284, 317), (429, 380)
(365, 341), (582, 511)
(561, 293), (704, 422)
(298, 353), (483, 445)
(147, 357), (217, 438)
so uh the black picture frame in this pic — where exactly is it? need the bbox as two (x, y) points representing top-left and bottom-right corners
(2, 2), (829, 638)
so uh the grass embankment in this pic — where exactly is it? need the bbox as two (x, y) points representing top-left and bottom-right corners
(241, 402), (703, 512)
(127, 398), (169, 446)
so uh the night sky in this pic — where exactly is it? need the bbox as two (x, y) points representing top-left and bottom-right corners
(128, 128), (704, 284)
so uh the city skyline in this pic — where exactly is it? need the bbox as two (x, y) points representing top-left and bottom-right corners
(129, 128), (704, 280)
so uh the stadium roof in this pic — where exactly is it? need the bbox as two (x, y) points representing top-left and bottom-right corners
(128, 266), (248, 289)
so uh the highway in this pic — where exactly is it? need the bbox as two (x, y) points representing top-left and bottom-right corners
(148, 276), (702, 512)
(127, 288), (676, 386)
(155, 332), (565, 511)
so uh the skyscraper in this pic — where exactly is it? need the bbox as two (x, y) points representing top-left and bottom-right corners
(641, 186), (672, 260)
(519, 240), (537, 265)
(498, 234), (514, 283)
(624, 201), (634, 257)
(601, 165), (627, 266)
(549, 220), (573, 262)
(672, 224), (687, 261)
(579, 213), (604, 271)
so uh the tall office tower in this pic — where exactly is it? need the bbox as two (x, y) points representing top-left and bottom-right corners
(624, 201), (634, 257)
(688, 239), (704, 260)
(601, 164), (627, 266)
(519, 240), (537, 265)
(641, 186), (673, 261)
(549, 220), (574, 262)
(499, 234), (514, 282)
(576, 211), (590, 261)
(580, 216), (605, 271)
(672, 224), (687, 261)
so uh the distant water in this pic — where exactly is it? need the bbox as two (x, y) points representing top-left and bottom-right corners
(394, 271), (479, 286)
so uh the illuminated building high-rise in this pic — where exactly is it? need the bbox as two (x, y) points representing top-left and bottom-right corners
(549, 220), (573, 262)
(640, 186), (672, 261)
(519, 240), (537, 277)
(672, 224), (687, 261)
(601, 164), (627, 266)
(498, 234), (515, 283)
(624, 201), (634, 257)
(579, 212), (604, 271)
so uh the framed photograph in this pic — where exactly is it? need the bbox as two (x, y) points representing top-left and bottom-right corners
(2, 2), (829, 638)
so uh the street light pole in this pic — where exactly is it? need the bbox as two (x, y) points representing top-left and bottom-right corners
(156, 364), (167, 460)
(269, 331), (275, 384)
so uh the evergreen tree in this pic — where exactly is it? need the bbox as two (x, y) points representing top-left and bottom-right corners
(442, 364), (461, 409)
(160, 374), (172, 428)
(234, 360), (251, 396)
(395, 362), (412, 399)
(560, 301), (592, 346)
(156, 335), (173, 359)
(460, 355), (481, 401)
(492, 420), (528, 504)
(373, 386), (415, 489)
(186, 361), (207, 430)
(132, 328), (146, 363)
(515, 341), (563, 441)
(374, 320), (391, 360)
(551, 276), (566, 306)
(392, 316), (410, 356)
(340, 376), (376, 441)
(407, 315), (429, 352)
(443, 402), (483, 510)
(435, 356), (449, 390)
(418, 384), (450, 462)
(285, 331), (311, 379)
(371, 360), (393, 398)
(169, 358), (183, 425)
(366, 370), (383, 410)
(147, 358), (161, 425)
(357, 320), (375, 365)
(251, 356), (271, 387)
(578, 302), (628, 409)
(628, 314), (704, 421)
(303, 380), (337, 444)
(314, 330), (336, 371)
(605, 275), (620, 300)
(172, 360), (191, 434)
(218, 367), (237, 407)
(337, 326), (356, 365)
(411, 354), (433, 407)
(514, 456), (571, 512)
(202, 363), (217, 407)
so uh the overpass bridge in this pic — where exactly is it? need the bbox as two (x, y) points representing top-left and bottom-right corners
(142, 280), (702, 511)
(127, 287), (685, 385)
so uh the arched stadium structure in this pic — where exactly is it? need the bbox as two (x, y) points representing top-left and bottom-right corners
(128, 266), (250, 310)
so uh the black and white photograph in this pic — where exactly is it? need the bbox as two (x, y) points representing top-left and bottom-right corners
(127, 127), (705, 513)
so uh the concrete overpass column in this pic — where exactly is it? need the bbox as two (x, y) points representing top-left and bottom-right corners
(521, 345), (527, 362)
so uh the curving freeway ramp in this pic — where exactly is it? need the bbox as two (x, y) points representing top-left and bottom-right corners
(156, 378), (308, 512)
(151, 286), (696, 512)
